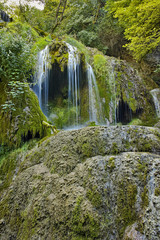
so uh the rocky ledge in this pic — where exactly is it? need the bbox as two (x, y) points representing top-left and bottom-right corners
(0, 125), (160, 240)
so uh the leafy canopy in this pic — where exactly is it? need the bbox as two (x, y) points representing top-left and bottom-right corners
(106, 0), (160, 60)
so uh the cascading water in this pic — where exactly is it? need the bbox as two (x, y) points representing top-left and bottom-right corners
(66, 43), (104, 126)
(66, 43), (80, 126)
(33, 46), (50, 115)
(108, 60), (117, 124)
(150, 88), (160, 118)
(33, 43), (103, 128)
(87, 64), (103, 123)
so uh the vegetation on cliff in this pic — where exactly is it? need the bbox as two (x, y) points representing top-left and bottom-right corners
(0, 2), (160, 239)
(106, 0), (160, 61)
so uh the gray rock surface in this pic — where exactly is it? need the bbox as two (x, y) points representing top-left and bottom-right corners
(0, 126), (160, 240)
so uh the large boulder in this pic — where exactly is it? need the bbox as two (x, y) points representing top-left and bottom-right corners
(0, 126), (160, 239)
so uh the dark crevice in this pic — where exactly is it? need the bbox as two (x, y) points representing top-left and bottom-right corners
(21, 131), (40, 143)
(116, 99), (143, 124)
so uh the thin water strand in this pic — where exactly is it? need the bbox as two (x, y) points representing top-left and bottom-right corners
(66, 43), (80, 126)
(87, 64), (103, 123)
(33, 46), (50, 115)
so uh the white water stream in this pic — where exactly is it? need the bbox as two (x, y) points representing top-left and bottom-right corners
(150, 88), (160, 118)
(33, 46), (50, 115)
(34, 43), (103, 127)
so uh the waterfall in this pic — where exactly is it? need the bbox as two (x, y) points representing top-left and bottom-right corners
(33, 46), (50, 115)
(108, 60), (117, 124)
(34, 43), (103, 128)
(150, 89), (160, 118)
(66, 43), (103, 126)
(87, 64), (103, 123)
(66, 43), (80, 126)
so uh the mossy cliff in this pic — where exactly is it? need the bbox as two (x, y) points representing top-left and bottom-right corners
(89, 48), (158, 125)
(45, 37), (89, 124)
(0, 81), (49, 149)
(0, 126), (160, 239)
(47, 38), (159, 126)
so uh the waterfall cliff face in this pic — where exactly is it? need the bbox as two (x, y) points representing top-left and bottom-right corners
(66, 43), (80, 126)
(150, 89), (160, 118)
(33, 42), (155, 128)
(66, 43), (103, 126)
(87, 64), (103, 123)
(33, 43), (103, 127)
(33, 46), (50, 116)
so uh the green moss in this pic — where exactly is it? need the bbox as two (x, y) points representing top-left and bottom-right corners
(0, 150), (19, 191)
(17, 207), (40, 240)
(136, 160), (148, 184)
(80, 87), (89, 122)
(69, 196), (100, 239)
(65, 36), (90, 62)
(93, 54), (112, 121)
(125, 140), (130, 149)
(0, 82), (49, 149)
(81, 143), (93, 158)
(129, 98), (137, 112)
(155, 186), (160, 196)
(111, 142), (119, 155)
(142, 143), (152, 152)
(93, 54), (107, 80)
(135, 138), (152, 152)
(141, 186), (149, 208)
(0, 195), (10, 220)
(87, 121), (97, 127)
(116, 181), (137, 238)
(86, 185), (102, 208)
(38, 136), (50, 147)
(128, 118), (142, 126)
(108, 157), (116, 171)
(0, 140), (38, 193)
(49, 39), (69, 71)
(77, 128), (105, 160)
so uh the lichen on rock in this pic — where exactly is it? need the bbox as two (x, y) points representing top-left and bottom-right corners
(0, 126), (160, 239)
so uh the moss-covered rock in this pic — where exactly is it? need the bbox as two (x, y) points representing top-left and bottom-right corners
(0, 126), (160, 239)
(88, 48), (159, 125)
(0, 81), (49, 149)
(47, 37), (159, 126)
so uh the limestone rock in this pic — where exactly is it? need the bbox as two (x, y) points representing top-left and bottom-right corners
(0, 126), (160, 239)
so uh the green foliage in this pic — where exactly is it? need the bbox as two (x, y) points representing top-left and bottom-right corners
(106, 0), (160, 60)
(0, 22), (37, 82)
(87, 121), (97, 127)
(50, 106), (78, 129)
(1, 81), (29, 112)
(0, 21), (51, 84)
(52, 0), (123, 55)
(128, 118), (143, 126)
